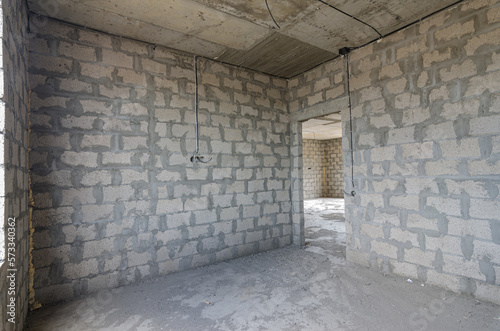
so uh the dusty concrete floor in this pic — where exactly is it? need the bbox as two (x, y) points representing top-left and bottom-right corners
(304, 198), (346, 259)
(26, 198), (500, 330)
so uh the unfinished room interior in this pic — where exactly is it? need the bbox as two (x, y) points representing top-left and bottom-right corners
(302, 114), (347, 257)
(1, 0), (500, 329)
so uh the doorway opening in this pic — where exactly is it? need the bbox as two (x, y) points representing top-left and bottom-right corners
(301, 112), (346, 258)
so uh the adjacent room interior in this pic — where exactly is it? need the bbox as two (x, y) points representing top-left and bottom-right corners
(301, 114), (347, 258)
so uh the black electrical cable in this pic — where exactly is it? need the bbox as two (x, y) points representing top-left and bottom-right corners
(265, 0), (281, 29)
(194, 55), (199, 155)
(343, 51), (356, 197)
(316, 0), (382, 39)
(290, 0), (467, 79)
(351, 0), (466, 52)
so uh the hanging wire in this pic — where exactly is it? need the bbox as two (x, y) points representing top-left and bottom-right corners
(343, 52), (356, 197)
(195, 55), (199, 155)
(316, 0), (382, 39)
(290, 0), (466, 79)
(265, 0), (281, 29)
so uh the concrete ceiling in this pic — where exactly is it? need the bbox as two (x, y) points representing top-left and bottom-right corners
(302, 112), (342, 140)
(28, 0), (459, 78)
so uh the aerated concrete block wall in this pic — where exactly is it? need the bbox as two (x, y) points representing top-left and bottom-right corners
(323, 139), (343, 198)
(302, 139), (323, 199)
(0, 0), (30, 329)
(28, 17), (291, 304)
(303, 138), (343, 199)
(291, 0), (500, 304)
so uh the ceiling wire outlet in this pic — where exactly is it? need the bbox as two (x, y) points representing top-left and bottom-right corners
(339, 47), (351, 55)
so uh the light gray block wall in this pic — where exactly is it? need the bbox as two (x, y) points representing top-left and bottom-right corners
(290, 0), (500, 304)
(302, 139), (323, 199)
(303, 138), (343, 199)
(0, 0), (31, 330)
(28, 17), (291, 304)
(323, 139), (343, 198)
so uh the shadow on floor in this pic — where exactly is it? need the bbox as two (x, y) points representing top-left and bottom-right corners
(304, 198), (346, 260)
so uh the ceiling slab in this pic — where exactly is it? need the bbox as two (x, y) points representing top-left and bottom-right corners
(28, 0), (460, 78)
(282, 7), (376, 53)
(29, 0), (229, 57)
(193, 0), (319, 28)
(216, 32), (336, 78)
(302, 113), (343, 140)
(336, 0), (454, 35)
(78, 0), (272, 50)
